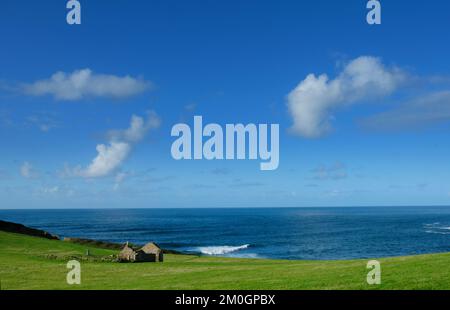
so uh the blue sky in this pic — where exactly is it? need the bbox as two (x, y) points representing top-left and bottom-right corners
(1, 0), (450, 208)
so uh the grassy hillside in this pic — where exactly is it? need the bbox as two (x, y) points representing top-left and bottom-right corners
(0, 231), (449, 290)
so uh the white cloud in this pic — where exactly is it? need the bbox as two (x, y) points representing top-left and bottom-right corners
(20, 161), (39, 179)
(71, 112), (160, 178)
(108, 111), (161, 143)
(23, 69), (151, 101)
(287, 56), (406, 138)
(79, 142), (131, 178)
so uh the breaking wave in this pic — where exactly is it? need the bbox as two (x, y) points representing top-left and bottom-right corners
(197, 244), (250, 255)
(424, 223), (450, 235)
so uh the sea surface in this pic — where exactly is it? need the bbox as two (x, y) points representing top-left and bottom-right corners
(1, 207), (450, 260)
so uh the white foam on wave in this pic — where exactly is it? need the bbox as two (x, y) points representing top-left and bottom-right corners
(197, 244), (250, 255)
(425, 230), (450, 235)
(423, 223), (450, 234)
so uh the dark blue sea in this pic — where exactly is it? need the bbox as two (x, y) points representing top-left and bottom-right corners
(1, 207), (450, 260)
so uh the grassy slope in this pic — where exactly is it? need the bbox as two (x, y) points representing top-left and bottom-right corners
(0, 231), (449, 290)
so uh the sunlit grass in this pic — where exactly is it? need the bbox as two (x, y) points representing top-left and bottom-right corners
(0, 231), (449, 290)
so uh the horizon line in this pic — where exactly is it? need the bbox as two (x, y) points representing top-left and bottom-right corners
(1, 205), (450, 211)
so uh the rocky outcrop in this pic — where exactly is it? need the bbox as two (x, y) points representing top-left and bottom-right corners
(0, 220), (59, 240)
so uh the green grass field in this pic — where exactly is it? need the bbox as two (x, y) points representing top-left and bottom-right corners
(0, 231), (449, 290)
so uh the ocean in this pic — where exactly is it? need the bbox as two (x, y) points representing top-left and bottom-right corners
(1, 207), (450, 260)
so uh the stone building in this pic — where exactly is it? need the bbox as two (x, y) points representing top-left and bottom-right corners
(118, 242), (163, 262)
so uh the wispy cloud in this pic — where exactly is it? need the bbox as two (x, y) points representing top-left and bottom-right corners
(184, 103), (197, 111)
(229, 179), (265, 188)
(26, 112), (59, 132)
(20, 161), (40, 179)
(287, 56), (406, 138)
(22, 69), (151, 101)
(0, 110), (59, 132)
(211, 168), (231, 175)
(361, 91), (450, 131)
(113, 172), (128, 191)
(41, 186), (59, 194)
(311, 162), (348, 181)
